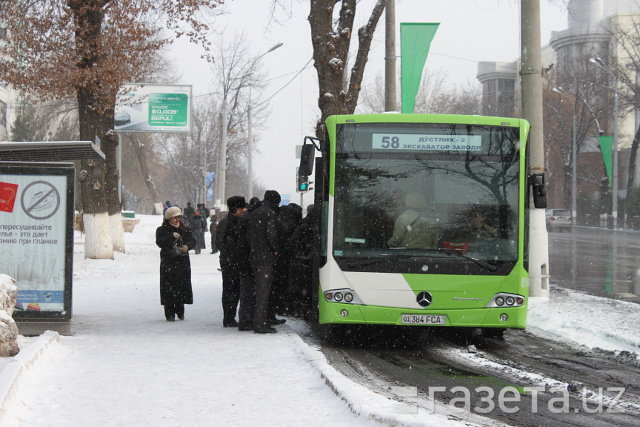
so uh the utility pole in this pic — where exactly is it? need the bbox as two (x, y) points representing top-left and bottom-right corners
(385, 0), (397, 112)
(247, 93), (253, 200)
(215, 100), (228, 209)
(521, 0), (549, 298)
(245, 43), (283, 200)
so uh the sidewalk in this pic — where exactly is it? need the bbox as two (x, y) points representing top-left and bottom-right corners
(0, 215), (455, 427)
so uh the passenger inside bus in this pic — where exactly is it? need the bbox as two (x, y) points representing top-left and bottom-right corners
(387, 192), (440, 248)
(469, 209), (497, 240)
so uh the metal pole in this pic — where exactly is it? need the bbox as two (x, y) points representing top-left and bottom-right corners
(613, 80), (619, 228)
(244, 43), (283, 200)
(572, 115), (577, 219)
(216, 100), (228, 208)
(247, 88), (253, 200)
(201, 132), (207, 205)
(521, 0), (549, 298)
(384, 0), (397, 112)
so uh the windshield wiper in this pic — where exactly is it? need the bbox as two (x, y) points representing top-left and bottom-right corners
(433, 248), (498, 272)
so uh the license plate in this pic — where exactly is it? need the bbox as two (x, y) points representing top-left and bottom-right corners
(401, 314), (447, 325)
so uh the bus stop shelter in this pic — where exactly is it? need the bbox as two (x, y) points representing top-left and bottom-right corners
(0, 141), (104, 335)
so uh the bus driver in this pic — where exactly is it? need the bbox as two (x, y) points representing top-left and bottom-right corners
(387, 192), (439, 249)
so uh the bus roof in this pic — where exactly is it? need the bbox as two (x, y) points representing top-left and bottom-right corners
(325, 113), (528, 128)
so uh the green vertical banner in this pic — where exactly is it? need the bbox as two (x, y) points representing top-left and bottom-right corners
(598, 135), (613, 187)
(400, 22), (439, 113)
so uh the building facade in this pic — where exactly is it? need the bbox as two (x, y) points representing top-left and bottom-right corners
(477, 0), (640, 222)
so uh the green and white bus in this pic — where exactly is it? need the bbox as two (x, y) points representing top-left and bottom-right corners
(299, 113), (545, 337)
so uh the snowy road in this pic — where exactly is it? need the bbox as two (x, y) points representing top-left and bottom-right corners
(318, 326), (640, 426)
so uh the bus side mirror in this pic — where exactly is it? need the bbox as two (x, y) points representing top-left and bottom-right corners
(299, 144), (315, 176)
(530, 173), (547, 209)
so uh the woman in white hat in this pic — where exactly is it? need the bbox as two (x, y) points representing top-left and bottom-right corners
(155, 207), (195, 321)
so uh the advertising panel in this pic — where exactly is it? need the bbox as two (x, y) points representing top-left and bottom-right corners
(114, 84), (192, 132)
(0, 165), (74, 319)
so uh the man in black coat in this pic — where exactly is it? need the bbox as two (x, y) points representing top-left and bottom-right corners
(288, 204), (320, 319)
(156, 207), (195, 321)
(215, 196), (249, 327)
(247, 190), (285, 333)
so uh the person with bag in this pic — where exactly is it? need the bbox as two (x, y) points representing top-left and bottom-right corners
(155, 207), (195, 321)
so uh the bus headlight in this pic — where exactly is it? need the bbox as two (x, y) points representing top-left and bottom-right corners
(323, 288), (362, 304)
(486, 293), (525, 308)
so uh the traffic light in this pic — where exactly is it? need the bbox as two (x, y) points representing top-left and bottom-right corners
(297, 174), (310, 192)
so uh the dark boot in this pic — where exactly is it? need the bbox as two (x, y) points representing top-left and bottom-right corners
(164, 305), (175, 321)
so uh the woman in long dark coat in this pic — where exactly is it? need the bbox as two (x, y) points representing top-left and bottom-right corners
(156, 207), (195, 321)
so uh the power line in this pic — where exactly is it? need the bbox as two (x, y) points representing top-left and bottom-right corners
(192, 57), (313, 103)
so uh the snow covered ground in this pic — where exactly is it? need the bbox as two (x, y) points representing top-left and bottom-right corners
(0, 214), (639, 426)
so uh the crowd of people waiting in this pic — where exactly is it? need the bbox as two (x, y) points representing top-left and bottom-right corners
(156, 191), (318, 333)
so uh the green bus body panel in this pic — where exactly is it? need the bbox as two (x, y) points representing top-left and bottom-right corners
(318, 267), (529, 329)
(319, 301), (528, 329)
(320, 113), (531, 329)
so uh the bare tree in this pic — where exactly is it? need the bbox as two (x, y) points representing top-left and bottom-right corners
(308, 0), (385, 137)
(605, 15), (640, 224)
(0, 0), (222, 258)
(10, 100), (79, 142)
(544, 61), (611, 219)
(155, 35), (272, 206)
(359, 72), (481, 114)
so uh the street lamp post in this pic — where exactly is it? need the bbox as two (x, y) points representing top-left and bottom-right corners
(246, 42), (283, 200)
(590, 56), (620, 228)
(214, 43), (282, 208)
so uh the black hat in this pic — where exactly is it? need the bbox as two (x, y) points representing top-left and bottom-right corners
(227, 196), (246, 213)
(263, 190), (281, 206)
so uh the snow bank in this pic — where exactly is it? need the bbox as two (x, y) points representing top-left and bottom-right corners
(528, 288), (640, 359)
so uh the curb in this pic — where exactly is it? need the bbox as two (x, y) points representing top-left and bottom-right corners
(290, 333), (457, 427)
(0, 331), (60, 421)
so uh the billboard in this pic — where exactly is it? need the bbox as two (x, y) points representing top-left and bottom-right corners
(114, 84), (192, 132)
(0, 165), (74, 319)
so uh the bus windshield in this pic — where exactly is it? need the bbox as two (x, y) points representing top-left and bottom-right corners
(332, 122), (520, 268)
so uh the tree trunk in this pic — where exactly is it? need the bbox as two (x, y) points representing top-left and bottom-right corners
(309, 0), (385, 138)
(71, 0), (114, 259)
(131, 134), (161, 204)
(103, 129), (125, 252)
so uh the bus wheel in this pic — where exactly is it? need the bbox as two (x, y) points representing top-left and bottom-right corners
(481, 328), (506, 339)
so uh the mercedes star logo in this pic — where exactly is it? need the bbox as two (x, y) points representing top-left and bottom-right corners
(416, 291), (432, 307)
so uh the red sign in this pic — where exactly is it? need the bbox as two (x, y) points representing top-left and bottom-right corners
(0, 182), (18, 213)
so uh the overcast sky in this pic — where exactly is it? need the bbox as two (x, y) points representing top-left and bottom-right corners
(170, 0), (568, 203)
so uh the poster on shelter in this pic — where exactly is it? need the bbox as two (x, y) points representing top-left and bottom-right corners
(0, 182), (18, 212)
(114, 84), (192, 132)
(0, 174), (68, 313)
